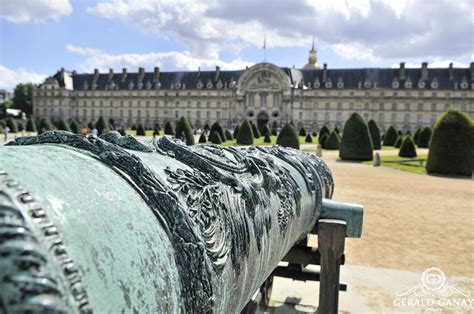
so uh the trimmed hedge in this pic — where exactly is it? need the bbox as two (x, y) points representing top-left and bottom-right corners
(339, 112), (373, 161)
(264, 133), (271, 143)
(210, 122), (226, 141)
(305, 134), (313, 143)
(394, 135), (403, 148)
(399, 135), (417, 158)
(271, 128), (278, 136)
(204, 123), (210, 132)
(57, 118), (71, 132)
(250, 121), (261, 138)
(312, 131), (317, 137)
(175, 116), (195, 145)
(18, 122), (24, 132)
(136, 123), (146, 136)
(319, 133), (329, 149)
(164, 121), (174, 135)
(198, 133), (207, 143)
(233, 125), (240, 139)
(209, 130), (222, 144)
(70, 121), (81, 134)
(6, 118), (18, 133)
(26, 117), (37, 132)
(277, 123), (299, 149)
(260, 125), (270, 136)
(299, 127), (307, 137)
(417, 127), (432, 148)
(272, 121), (278, 129)
(414, 127), (421, 143)
(383, 125), (398, 146)
(325, 131), (341, 150)
(368, 119), (381, 149)
(225, 129), (233, 141)
(319, 125), (330, 138)
(426, 110), (474, 176)
(334, 127), (340, 135)
(236, 120), (254, 145)
(38, 117), (54, 132)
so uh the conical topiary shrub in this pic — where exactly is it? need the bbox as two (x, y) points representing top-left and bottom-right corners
(368, 119), (381, 149)
(233, 125), (240, 139)
(56, 118), (71, 132)
(38, 117), (54, 132)
(18, 122), (24, 132)
(272, 121), (278, 130)
(225, 129), (233, 141)
(312, 131), (317, 137)
(277, 123), (299, 149)
(417, 127), (432, 148)
(339, 113), (373, 161)
(334, 127), (340, 135)
(198, 133), (207, 143)
(394, 135), (403, 148)
(6, 117), (18, 133)
(325, 131), (341, 150)
(426, 110), (474, 176)
(250, 121), (260, 138)
(383, 125), (398, 146)
(271, 128), (278, 136)
(26, 117), (37, 132)
(264, 133), (271, 143)
(236, 120), (254, 145)
(164, 121), (174, 135)
(70, 121), (81, 134)
(299, 127), (307, 137)
(136, 123), (146, 136)
(260, 125), (270, 137)
(175, 116), (195, 145)
(414, 127), (421, 143)
(319, 133), (329, 149)
(305, 134), (313, 143)
(204, 123), (210, 132)
(210, 122), (226, 142)
(209, 131), (222, 144)
(319, 125), (330, 139)
(399, 135), (417, 158)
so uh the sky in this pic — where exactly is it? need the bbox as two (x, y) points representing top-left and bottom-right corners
(0, 0), (472, 91)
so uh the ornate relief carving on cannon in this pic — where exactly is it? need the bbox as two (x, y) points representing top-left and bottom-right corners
(0, 131), (362, 313)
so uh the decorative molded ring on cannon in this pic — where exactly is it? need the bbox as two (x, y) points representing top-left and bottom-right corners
(0, 131), (362, 313)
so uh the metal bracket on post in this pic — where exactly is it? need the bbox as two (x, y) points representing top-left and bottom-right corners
(317, 219), (347, 314)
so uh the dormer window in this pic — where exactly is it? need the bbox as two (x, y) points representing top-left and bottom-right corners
(206, 80), (213, 89)
(392, 77), (399, 89)
(418, 80), (426, 89)
(324, 80), (332, 88)
(128, 81), (134, 89)
(155, 81), (161, 89)
(146, 81), (152, 89)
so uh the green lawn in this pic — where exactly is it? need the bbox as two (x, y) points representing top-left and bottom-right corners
(126, 129), (163, 136)
(218, 136), (319, 147)
(362, 154), (428, 175)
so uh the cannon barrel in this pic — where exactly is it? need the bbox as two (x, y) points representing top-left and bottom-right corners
(0, 131), (362, 313)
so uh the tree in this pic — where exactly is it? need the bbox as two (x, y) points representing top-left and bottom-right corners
(394, 135), (403, 148)
(0, 99), (12, 118)
(339, 112), (373, 161)
(276, 123), (299, 149)
(209, 130), (222, 144)
(198, 133), (207, 143)
(305, 134), (313, 143)
(325, 131), (341, 150)
(136, 123), (146, 136)
(426, 110), (474, 176)
(38, 117), (54, 132)
(383, 125), (398, 146)
(319, 126), (330, 143)
(319, 133), (329, 149)
(12, 83), (34, 116)
(250, 121), (261, 138)
(264, 133), (272, 143)
(26, 117), (37, 132)
(236, 120), (254, 145)
(70, 121), (81, 134)
(57, 118), (71, 132)
(399, 135), (417, 158)
(312, 131), (317, 137)
(175, 116), (195, 145)
(6, 117), (18, 133)
(210, 122), (226, 141)
(417, 127), (432, 148)
(299, 127), (307, 137)
(368, 119), (381, 149)
(164, 121), (174, 135)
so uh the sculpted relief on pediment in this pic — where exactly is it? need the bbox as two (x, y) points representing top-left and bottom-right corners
(247, 71), (282, 90)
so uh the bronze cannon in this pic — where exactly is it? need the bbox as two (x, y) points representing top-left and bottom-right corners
(0, 131), (363, 313)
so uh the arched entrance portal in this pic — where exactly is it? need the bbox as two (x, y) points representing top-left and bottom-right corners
(257, 111), (269, 132)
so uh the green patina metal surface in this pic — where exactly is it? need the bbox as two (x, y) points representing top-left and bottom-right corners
(0, 131), (362, 313)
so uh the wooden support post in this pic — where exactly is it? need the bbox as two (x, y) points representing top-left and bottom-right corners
(317, 219), (347, 314)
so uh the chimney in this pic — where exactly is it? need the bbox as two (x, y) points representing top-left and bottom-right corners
(122, 68), (127, 82)
(94, 68), (99, 76)
(154, 67), (160, 82)
(215, 65), (221, 81)
(322, 63), (328, 82)
(470, 62), (474, 80)
(108, 68), (114, 81)
(59, 67), (65, 81)
(448, 63), (453, 80)
(399, 62), (406, 79)
(138, 67), (145, 82)
(421, 62), (428, 80)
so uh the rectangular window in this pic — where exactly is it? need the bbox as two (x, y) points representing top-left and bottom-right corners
(404, 114), (410, 123)
(325, 103), (330, 110)
(431, 104), (437, 111)
(325, 112), (330, 122)
(392, 103), (397, 111)
(405, 103), (410, 111)
(417, 114), (422, 123)
(418, 103), (423, 111)
(299, 112), (303, 121)
(364, 103), (369, 110)
(336, 112), (342, 122)
(217, 111), (221, 119)
(380, 103), (384, 110)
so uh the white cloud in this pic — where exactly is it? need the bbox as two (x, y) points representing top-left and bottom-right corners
(0, 0), (72, 23)
(86, 0), (472, 62)
(65, 44), (253, 72)
(0, 65), (47, 91)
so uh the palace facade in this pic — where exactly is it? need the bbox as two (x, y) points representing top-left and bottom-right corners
(33, 48), (474, 132)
